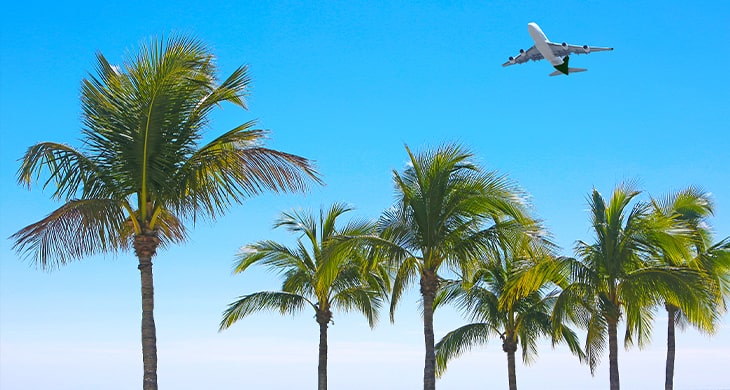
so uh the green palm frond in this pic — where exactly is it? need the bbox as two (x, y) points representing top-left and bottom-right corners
(389, 256), (421, 322)
(501, 255), (574, 308)
(281, 267), (316, 297)
(434, 278), (468, 310)
(275, 205), (319, 243)
(703, 238), (730, 306)
(219, 291), (314, 330)
(332, 286), (383, 328)
(583, 305), (608, 374)
(376, 207), (419, 264)
(17, 142), (113, 201)
(517, 308), (553, 364)
(553, 322), (586, 362)
(193, 64), (251, 113)
(178, 124), (321, 220)
(322, 203), (353, 241)
(652, 187), (714, 246)
(434, 323), (493, 377)
(625, 266), (716, 336)
(233, 240), (307, 275)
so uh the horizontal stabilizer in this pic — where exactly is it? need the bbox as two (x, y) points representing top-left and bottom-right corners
(549, 68), (588, 77)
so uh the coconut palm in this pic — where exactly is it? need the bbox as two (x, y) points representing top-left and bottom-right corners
(11, 36), (320, 390)
(219, 203), (389, 390)
(651, 188), (730, 390)
(379, 143), (530, 390)
(553, 184), (710, 390)
(434, 224), (584, 390)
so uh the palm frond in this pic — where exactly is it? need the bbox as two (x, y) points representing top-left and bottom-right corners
(233, 240), (306, 275)
(17, 142), (113, 200)
(583, 306), (608, 374)
(11, 199), (130, 269)
(219, 291), (314, 330)
(434, 323), (493, 377)
(331, 286), (383, 328)
(177, 124), (321, 220)
(390, 256), (421, 322)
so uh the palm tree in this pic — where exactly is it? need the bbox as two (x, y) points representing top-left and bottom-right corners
(219, 203), (389, 390)
(379, 143), (530, 390)
(553, 184), (710, 390)
(11, 36), (320, 390)
(434, 224), (584, 390)
(651, 188), (730, 390)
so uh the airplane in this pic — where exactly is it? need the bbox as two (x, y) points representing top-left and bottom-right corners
(502, 22), (613, 76)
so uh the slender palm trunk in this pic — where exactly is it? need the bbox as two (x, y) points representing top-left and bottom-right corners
(665, 304), (677, 390)
(502, 336), (518, 390)
(134, 233), (160, 390)
(420, 269), (438, 390)
(316, 309), (332, 390)
(607, 318), (620, 390)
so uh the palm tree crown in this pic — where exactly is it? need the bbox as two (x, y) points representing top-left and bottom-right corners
(13, 36), (320, 267)
(220, 203), (389, 390)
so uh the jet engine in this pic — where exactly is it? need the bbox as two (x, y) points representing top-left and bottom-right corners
(562, 42), (568, 48)
(519, 49), (525, 54)
(582, 45), (591, 53)
(508, 56), (516, 64)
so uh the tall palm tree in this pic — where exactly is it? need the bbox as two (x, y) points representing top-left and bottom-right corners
(219, 203), (389, 390)
(552, 184), (710, 390)
(11, 36), (320, 390)
(379, 144), (530, 390)
(434, 224), (584, 390)
(651, 188), (730, 390)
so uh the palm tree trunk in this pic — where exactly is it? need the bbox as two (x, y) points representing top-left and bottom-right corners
(316, 309), (332, 390)
(502, 337), (518, 390)
(607, 318), (620, 390)
(665, 304), (677, 390)
(420, 269), (438, 390)
(134, 233), (160, 390)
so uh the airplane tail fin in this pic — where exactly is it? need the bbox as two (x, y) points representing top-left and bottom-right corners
(549, 68), (588, 77)
(550, 55), (588, 76)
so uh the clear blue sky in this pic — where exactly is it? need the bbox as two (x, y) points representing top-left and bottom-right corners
(1, 1), (728, 389)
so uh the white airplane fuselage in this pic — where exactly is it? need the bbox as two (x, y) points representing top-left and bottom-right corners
(527, 22), (563, 66)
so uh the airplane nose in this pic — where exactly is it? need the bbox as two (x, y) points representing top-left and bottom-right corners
(527, 22), (544, 41)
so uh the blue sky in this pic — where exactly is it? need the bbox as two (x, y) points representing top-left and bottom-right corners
(1, 1), (729, 389)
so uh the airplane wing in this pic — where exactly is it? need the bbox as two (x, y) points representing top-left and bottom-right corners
(502, 46), (543, 67)
(547, 42), (613, 57)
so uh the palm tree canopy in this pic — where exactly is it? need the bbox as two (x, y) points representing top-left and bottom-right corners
(651, 188), (730, 329)
(220, 203), (390, 330)
(562, 184), (710, 371)
(12, 35), (321, 268)
(434, 224), (584, 376)
(380, 143), (532, 318)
